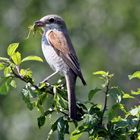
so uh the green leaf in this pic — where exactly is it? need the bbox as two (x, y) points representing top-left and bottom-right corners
(70, 132), (83, 140)
(4, 67), (12, 77)
(47, 118), (59, 140)
(137, 134), (140, 140)
(37, 93), (47, 106)
(0, 77), (12, 95)
(11, 51), (21, 65)
(93, 71), (108, 76)
(37, 115), (46, 128)
(109, 87), (123, 103)
(111, 116), (124, 123)
(10, 80), (16, 88)
(57, 117), (69, 140)
(47, 117), (69, 140)
(20, 69), (32, 78)
(129, 106), (140, 116)
(122, 93), (134, 99)
(54, 93), (68, 110)
(88, 105), (101, 116)
(131, 89), (140, 95)
(0, 63), (5, 70)
(22, 56), (43, 63)
(88, 88), (101, 101)
(21, 87), (34, 110)
(108, 103), (127, 120)
(129, 71), (140, 80)
(116, 103), (126, 113)
(7, 43), (19, 56)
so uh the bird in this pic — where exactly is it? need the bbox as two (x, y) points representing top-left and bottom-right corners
(35, 14), (86, 120)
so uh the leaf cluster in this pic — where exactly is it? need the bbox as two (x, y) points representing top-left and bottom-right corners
(0, 44), (140, 140)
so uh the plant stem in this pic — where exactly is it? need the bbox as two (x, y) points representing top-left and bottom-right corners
(11, 66), (39, 89)
(11, 66), (55, 95)
(100, 80), (110, 125)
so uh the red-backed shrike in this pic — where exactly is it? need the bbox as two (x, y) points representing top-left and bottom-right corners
(35, 14), (86, 120)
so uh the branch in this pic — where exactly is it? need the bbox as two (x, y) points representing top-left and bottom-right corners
(11, 66), (38, 89)
(11, 66), (54, 95)
(100, 79), (110, 125)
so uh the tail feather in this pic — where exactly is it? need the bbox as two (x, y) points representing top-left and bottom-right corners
(65, 71), (77, 120)
(79, 72), (86, 86)
(80, 76), (86, 85)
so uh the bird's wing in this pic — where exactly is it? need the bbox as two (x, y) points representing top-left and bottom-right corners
(47, 30), (81, 75)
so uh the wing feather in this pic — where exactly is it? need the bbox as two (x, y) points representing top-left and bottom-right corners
(48, 30), (80, 74)
(48, 30), (86, 85)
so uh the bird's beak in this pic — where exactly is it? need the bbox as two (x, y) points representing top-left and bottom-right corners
(35, 20), (45, 27)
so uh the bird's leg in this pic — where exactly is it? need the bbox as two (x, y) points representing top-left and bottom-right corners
(40, 71), (59, 84)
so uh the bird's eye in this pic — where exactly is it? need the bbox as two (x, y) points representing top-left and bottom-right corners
(49, 18), (54, 23)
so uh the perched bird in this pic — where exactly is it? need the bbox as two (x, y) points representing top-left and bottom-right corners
(35, 14), (86, 120)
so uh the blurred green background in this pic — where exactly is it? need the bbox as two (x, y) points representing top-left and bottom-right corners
(0, 0), (140, 139)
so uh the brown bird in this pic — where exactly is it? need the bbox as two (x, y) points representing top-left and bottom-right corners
(35, 14), (86, 120)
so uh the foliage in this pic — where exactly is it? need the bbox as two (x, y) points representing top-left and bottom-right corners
(0, 43), (140, 140)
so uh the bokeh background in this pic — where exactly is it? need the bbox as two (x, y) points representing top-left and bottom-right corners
(0, 0), (140, 139)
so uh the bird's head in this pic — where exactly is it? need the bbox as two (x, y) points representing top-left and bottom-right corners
(35, 14), (66, 31)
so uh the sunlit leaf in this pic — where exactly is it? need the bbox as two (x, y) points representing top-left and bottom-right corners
(131, 89), (140, 95)
(10, 80), (16, 88)
(122, 93), (134, 99)
(7, 43), (19, 56)
(4, 66), (12, 77)
(93, 71), (108, 76)
(20, 69), (32, 78)
(0, 63), (5, 70)
(138, 134), (140, 140)
(22, 56), (43, 63)
(70, 131), (83, 140)
(111, 116), (123, 123)
(11, 51), (21, 65)
(129, 71), (140, 80)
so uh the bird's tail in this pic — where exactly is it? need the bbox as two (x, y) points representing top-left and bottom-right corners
(65, 71), (77, 120)
(79, 72), (87, 86)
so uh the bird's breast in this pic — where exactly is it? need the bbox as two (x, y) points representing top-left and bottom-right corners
(42, 34), (69, 74)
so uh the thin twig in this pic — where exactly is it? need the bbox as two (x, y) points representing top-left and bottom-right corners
(100, 80), (110, 125)
(11, 67), (38, 89)
(11, 66), (55, 95)
(59, 110), (68, 116)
